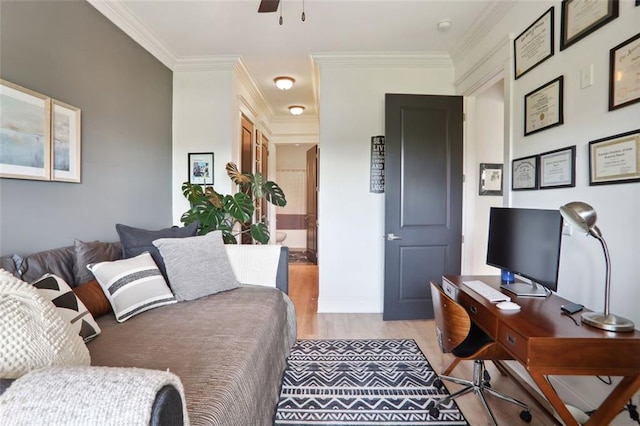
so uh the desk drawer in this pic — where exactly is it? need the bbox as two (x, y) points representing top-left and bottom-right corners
(498, 323), (528, 362)
(458, 291), (498, 337)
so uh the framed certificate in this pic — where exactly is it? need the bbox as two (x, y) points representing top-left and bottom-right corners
(524, 76), (564, 136)
(512, 155), (539, 190)
(514, 7), (554, 80)
(609, 33), (640, 111)
(539, 146), (575, 189)
(589, 129), (640, 186)
(560, 0), (619, 51)
(479, 163), (503, 196)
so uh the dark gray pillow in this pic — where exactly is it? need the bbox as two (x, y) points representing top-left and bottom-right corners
(73, 240), (122, 285)
(116, 222), (199, 279)
(153, 231), (239, 301)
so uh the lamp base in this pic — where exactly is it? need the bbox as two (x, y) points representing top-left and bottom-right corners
(581, 312), (636, 332)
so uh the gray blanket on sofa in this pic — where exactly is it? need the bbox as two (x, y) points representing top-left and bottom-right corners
(89, 285), (296, 426)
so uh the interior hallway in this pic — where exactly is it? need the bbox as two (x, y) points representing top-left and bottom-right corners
(287, 263), (559, 426)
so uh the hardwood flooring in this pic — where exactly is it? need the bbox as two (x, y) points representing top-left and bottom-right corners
(288, 263), (559, 426)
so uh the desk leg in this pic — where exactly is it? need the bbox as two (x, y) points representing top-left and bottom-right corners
(585, 374), (640, 426)
(529, 372), (579, 426)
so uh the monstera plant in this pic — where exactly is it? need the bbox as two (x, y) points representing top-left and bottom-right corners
(181, 162), (287, 244)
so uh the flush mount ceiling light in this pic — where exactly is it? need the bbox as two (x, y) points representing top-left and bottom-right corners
(274, 76), (295, 90)
(437, 19), (452, 32)
(288, 105), (305, 115)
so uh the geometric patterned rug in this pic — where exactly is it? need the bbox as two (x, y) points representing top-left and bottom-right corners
(274, 339), (469, 425)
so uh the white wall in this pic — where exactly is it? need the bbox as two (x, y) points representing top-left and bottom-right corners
(454, 0), (640, 419)
(313, 56), (455, 312)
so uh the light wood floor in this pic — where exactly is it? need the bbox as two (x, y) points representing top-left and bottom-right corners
(288, 263), (559, 426)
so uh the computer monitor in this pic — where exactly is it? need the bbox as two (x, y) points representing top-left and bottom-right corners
(486, 207), (563, 297)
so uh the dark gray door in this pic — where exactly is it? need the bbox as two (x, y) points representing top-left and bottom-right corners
(383, 94), (463, 321)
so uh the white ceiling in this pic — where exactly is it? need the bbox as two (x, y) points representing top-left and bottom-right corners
(89, 0), (500, 120)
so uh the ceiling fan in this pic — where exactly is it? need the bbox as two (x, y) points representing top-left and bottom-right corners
(258, 0), (280, 13)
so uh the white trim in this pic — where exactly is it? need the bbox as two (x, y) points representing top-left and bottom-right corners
(312, 52), (452, 69)
(234, 59), (275, 119)
(454, 35), (512, 96)
(173, 55), (238, 72)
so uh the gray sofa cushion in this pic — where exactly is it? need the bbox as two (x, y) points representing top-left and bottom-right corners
(0, 256), (18, 276)
(19, 246), (76, 286)
(116, 223), (199, 280)
(73, 240), (122, 285)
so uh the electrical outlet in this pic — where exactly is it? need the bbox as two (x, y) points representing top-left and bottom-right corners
(581, 64), (594, 89)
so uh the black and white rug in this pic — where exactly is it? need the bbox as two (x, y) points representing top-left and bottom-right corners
(274, 339), (469, 425)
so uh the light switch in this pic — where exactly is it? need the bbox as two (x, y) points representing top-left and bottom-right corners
(581, 64), (594, 89)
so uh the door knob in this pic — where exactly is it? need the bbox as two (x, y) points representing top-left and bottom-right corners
(387, 233), (402, 241)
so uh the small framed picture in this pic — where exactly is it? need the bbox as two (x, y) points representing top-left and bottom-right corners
(188, 152), (214, 185)
(524, 76), (564, 136)
(609, 33), (640, 111)
(589, 129), (640, 186)
(479, 163), (503, 196)
(560, 0), (619, 51)
(539, 145), (576, 189)
(51, 100), (82, 183)
(512, 155), (539, 191)
(514, 7), (554, 80)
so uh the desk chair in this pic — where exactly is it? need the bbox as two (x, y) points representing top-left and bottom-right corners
(427, 282), (532, 425)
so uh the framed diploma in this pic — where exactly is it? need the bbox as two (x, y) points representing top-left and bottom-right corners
(479, 163), (503, 196)
(609, 33), (640, 111)
(524, 76), (564, 136)
(514, 7), (554, 80)
(539, 146), (576, 189)
(560, 0), (619, 51)
(589, 129), (640, 186)
(512, 155), (539, 190)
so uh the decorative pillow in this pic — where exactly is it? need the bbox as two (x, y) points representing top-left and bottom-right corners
(0, 269), (90, 379)
(116, 222), (199, 280)
(73, 239), (122, 285)
(72, 279), (111, 318)
(153, 231), (239, 301)
(31, 274), (101, 343)
(87, 252), (177, 322)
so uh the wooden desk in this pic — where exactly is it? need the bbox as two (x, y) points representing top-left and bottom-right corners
(441, 275), (640, 426)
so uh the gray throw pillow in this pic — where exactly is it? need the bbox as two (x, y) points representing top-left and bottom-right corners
(153, 231), (239, 301)
(73, 240), (122, 285)
(116, 222), (198, 280)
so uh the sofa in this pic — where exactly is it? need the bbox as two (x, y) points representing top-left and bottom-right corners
(0, 234), (296, 426)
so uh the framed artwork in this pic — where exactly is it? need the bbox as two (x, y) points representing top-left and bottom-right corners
(514, 7), (554, 80)
(52, 100), (82, 183)
(539, 145), (576, 189)
(524, 76), (564, 136)
(512, 155), (539, 190)
(479, 163), (503, 196)
(560, 0), (619, 51)
(0, 79), (51, 181)
(589, 129), (640, 186)
(188, 152), (214, 185)
(609, 32), (640, 111)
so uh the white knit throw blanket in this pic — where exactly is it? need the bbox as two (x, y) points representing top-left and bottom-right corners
(225, 244), (281, 287)
(0, 366), (189, 426)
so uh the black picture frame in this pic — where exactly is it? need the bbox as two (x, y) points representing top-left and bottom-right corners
(188, 152), (214, 185)
(609, 32), (640, 111)
(512, 155), (539, 191)
(479, 163), (503, 196)
(524, 76), (564, 136)
(539, 145), (576, 189)
(589, 129), (640, 186)
(514, 7), (554, 80)
(560, 0), (619, 51)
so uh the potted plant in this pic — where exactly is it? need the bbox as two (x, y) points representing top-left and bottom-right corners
(181, 162), (287, 244)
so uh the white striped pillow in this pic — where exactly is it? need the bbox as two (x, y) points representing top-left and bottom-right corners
(87, 252), (176, 322)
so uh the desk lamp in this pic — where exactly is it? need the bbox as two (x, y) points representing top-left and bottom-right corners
(559, 202), (635, 332)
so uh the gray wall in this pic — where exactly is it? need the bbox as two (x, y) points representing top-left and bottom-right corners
(0, 0), (173, 255)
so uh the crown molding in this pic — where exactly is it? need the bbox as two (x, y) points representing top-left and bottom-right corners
(454, 35), (511, 94)
(311, 52), (453, 69)
(173, 55), (239, 72)
(451, 0), (515, 64)
(234, 58), (274, 120)
(87, 0), (176, 69)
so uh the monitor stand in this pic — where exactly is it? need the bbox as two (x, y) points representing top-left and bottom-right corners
(501, 281), (548, 297)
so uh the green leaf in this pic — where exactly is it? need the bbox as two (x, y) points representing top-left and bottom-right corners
(263, 181), (287, 207)
(182, 182), (205, 206)
(223, 193), (253, 223)
(250, 222), (270, 244)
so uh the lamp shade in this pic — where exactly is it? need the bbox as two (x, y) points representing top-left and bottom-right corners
(559, 201), (597, 234)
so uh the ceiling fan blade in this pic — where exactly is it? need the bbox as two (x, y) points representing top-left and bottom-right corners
(258, 0), (280, 13)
